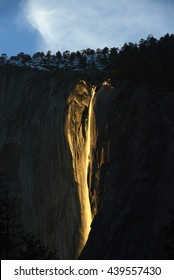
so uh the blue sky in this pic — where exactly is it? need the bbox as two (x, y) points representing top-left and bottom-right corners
(0, 0), (174, 57)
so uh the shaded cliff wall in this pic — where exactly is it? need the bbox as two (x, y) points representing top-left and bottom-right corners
(0, 66), (94, 259)
(88, 84), (112, 215)
(81, 82), (174, 259)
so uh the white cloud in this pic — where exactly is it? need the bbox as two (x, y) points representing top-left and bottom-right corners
(20, 0), (174, 53)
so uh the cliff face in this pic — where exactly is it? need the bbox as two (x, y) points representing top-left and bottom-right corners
(80, 82), (174, 259)
(1, 65), (174, 259)
(0, 66), (94, 259)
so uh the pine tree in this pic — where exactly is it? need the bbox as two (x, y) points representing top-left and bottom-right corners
(0, 176), (22, 259)
(20, 235), (58, 260)
(0, 175), (58, 259)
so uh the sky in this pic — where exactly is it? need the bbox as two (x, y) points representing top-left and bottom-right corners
(0, 0), (174, 57)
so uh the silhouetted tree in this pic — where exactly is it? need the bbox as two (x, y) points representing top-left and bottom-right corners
(108, 47), (118, 69)
(46, 50), (52, 62)
(109, 33), (174, 89)
(16, 53), (31, 64)
(0, 176), (22, 259)
(56, 51), (62, 62)
(0, 175), (58, 259)
(63, 50), (70, 60)
(20, 234), (58, 260)
(32, 52), (44, 60)
(69, 52), (76, 63)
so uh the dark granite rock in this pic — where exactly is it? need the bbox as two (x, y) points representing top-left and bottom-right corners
(80, 83), (174, 259)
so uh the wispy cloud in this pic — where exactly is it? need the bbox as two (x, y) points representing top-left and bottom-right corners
(20, 0), (174, 53)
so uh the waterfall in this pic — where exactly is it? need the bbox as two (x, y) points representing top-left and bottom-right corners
(86, 86), (96, 183)
(78, 85), (96, 255)
(64, 83), (96, 258)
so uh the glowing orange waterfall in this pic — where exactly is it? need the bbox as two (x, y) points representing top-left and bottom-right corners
(77, 86), (96, 256)
(65, 83), (96, 258)
(86, 86), (96, 173)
